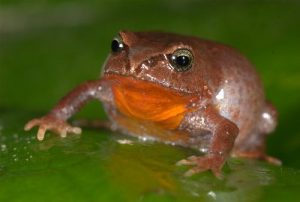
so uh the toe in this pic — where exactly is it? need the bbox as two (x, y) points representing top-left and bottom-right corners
(265, 155), (282, 166)
(60, 130), (67, 138)
(24, 119), (40, 131)
(187, 155), (198, 161)
(176, 158), (197, 166)
(211, 168), (223, 179)
(70, 127), (82, 134)
(184, 166), (208, 177)
(37, 126), (46, 141)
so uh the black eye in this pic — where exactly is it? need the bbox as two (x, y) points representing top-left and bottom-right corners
(111, 37), (124, 53)
(170, 49), (193, 72)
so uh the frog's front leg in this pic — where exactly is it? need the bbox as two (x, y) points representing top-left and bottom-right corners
(177, 106), (239, 177)
(25, 80), (106, 141)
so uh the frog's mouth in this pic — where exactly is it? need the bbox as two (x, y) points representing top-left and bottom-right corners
(102, 73), (198, 130)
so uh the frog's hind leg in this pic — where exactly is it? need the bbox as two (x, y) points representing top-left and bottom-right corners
(232, 102), (281, 165)
(232, 139), (282, 165)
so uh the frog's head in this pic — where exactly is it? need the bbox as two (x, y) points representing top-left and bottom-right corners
(102, 31), (221, 129)
(103, 31), (218, 94)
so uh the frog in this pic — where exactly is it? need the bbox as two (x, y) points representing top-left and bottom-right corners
(25, 31), (281, 177)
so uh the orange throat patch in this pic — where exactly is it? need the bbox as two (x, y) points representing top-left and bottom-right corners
(106, 75), (197, 130)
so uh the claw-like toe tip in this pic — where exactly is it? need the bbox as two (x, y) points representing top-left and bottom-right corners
(212, 171), (224, 179)
(176, 159), (188, 166)
(73, 127), (82, 134)
(266, 156), (282, 166)
(37, 127), (46, 141)
(61, 131), (67, 138)
(24, 123), (32, 131)
(184, 169), (196, 177)
(176, 158), (198, 166)
(37, 134), (45, 141)
(24, 125), (29, 131)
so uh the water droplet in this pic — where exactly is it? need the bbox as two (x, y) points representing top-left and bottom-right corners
(207, 191), (217, 200)
(1, 144), (7, 152)
(199, 148), (208, 153)
(117, 139), (133, 145)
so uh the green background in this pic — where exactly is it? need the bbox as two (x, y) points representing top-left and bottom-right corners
(1, 0), (300, 201)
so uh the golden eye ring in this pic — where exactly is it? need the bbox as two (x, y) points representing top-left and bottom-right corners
(170, 49), (193, 72)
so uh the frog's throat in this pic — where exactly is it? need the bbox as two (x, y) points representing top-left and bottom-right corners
(105, 74), (198, 130)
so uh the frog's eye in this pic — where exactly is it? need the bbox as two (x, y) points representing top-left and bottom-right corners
(170, 49), (193, 72)
(111, 37), (124, 53)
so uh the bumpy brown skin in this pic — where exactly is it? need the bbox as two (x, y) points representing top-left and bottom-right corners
(25, 31), (280, 177)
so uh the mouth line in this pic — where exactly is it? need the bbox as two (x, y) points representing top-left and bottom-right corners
(103, 71), (194, 95)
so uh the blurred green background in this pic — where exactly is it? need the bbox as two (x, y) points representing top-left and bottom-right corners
(1, 0), (300, 201)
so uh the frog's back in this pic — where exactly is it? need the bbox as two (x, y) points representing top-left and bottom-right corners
(201, 40), (266, 140)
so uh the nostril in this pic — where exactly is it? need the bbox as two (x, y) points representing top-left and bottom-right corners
(144, 59), (154, 68)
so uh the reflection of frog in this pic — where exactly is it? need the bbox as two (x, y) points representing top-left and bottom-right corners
(25, 31), (280, 176)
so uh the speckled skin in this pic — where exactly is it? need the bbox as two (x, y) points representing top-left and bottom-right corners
(25, 31), (280, 177)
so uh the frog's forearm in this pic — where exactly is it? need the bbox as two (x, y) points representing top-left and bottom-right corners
(48, 80), (104, 121)
(205, 107), (239, 157)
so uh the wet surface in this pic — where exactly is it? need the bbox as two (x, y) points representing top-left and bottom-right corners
(0, 110), (300, 202)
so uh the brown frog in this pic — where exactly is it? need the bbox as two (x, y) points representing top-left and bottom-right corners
(25, 31), (280, 177)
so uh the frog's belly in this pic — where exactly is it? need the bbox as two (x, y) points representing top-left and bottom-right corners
(109, 111), (190, 145)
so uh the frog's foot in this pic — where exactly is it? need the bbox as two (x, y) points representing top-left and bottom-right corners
(24, 115), (82, 141)
(177, 155), (225, 178)
(232, 151), (282, 166)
